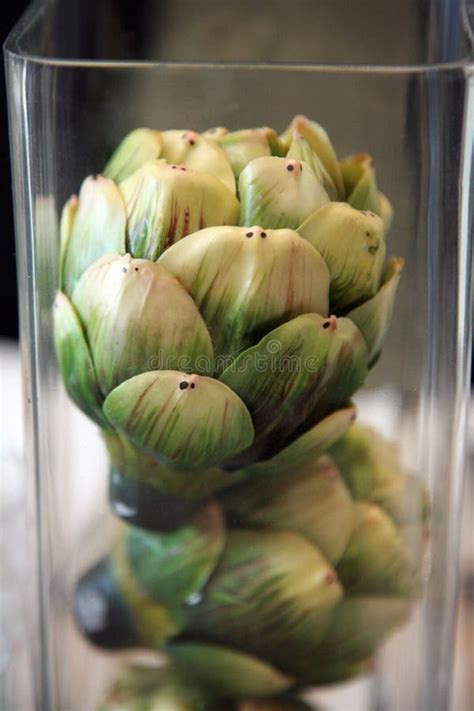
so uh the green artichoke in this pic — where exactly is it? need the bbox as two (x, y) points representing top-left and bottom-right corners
(54, 116), (402, 523)
(53, 115), (427, 707)
(75, 427), (427, 699)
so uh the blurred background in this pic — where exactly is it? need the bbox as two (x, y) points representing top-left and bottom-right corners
(0, 1), (472, 709)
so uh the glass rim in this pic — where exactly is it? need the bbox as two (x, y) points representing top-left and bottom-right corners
(4, 0), (474, 73)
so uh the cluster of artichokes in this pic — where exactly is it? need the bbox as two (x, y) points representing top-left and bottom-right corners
(53, 115), (427, 709)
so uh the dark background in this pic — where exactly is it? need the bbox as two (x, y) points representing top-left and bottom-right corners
(1, 1), (31, 340)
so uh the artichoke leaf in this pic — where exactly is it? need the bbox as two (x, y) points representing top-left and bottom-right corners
(248, 406), (356, 477)
(62, 175), (126, 296)
(224, 455), (354, 564)
(185, 530), (342, 667)
(125, 502), (226, 606)
(168, 642), (292, 699)
(72, 254), (214, 396)
(298, 202), (386, 312)
(160, 129), (236, 193)
(217, 127), (280, 177)
(328, 423), (429, 526)
(202, 126), (229, 139)
(287, 132), (337, 199)
(103, 370), (254, 469)
(104, 430), (246, 500)
(53, 291), (106, 426)
(119, 160), (240, 261)
(370, 473), (430, 526)
(358, 424), (429, 524)
(239, 156), (330, 229)
(336, 502), (415, 596)
(401, 524), (429, 589)
(340, 152), (380, 214)
(378, 191), (394, 232)
(159, 226), (330, 363)
(112, 535), (183, 648)
(295, 656), (373, 687)
(316, 596), (410, 661)
(103, 128), (163, 183)
(294, 596), (408, 684)
(220, 314), (368, 457)
(58, 195), (78, 289)
(329, 423), (378, 499)
(280, 115), (344, 197)
(348, 256), (404, 366)
(100, 665), (221, 711)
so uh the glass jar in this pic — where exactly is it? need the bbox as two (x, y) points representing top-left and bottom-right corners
(4, 2), (473, 710)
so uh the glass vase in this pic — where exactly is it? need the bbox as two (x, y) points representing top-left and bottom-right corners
(4, 1), (473, 710)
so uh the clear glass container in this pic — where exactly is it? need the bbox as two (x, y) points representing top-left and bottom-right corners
(4, 1), (473, 710)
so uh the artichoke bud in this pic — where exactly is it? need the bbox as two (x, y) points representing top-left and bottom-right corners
(217, 127), (280, 177)
(159, 225), (330, 362)
(103, 370), (255, 469)
(249, 406), (357, 477)
(340, 152), (381, 215)
(160, 129), (236, 193)
(336, 502), (415, 596)
(124, 502), (225, 606)
(348, 256), (404, 366)
(298, 202), (386, 312)
(168, 642), (293, 699)
(119, 159), (240, 261)
(280, 115), (344, 197)
(287, 132), (337, 199)
(103, 128), (163, 183)
(220, 314), (368, 456)
(53, 291), (106, 426)
(100, 665), (221, 711)
(239, 156), (330, 229)
(223, 455), (354, 565)
(62, 175), (126, 296)
(185, 530), (342, 666)
(71, 254), (214, 396)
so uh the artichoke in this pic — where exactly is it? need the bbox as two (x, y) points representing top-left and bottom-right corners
(52, 115), (428, 707)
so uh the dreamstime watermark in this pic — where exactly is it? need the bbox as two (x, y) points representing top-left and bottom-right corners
(147, 339), (321, 374)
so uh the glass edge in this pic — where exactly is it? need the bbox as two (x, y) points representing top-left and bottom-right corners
(3, 0), (473, 73)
